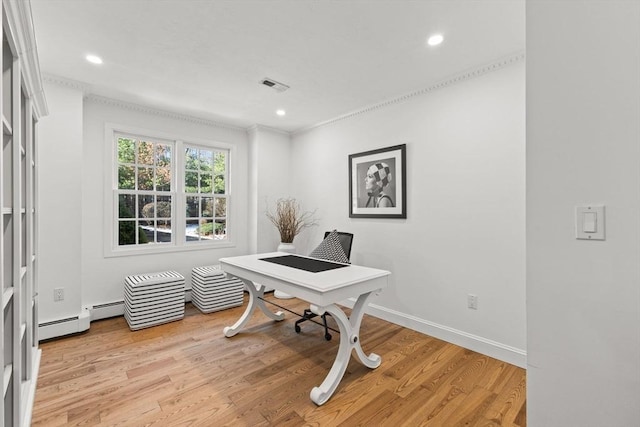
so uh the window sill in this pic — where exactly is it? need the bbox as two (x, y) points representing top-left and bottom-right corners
(104, 240), (235, 258)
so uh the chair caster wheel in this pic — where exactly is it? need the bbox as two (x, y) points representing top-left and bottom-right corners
(325, 334), (332, 341)
(295, 325), (301, 333)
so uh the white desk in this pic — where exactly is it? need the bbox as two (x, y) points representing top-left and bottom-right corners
(219, 252), (390, 405)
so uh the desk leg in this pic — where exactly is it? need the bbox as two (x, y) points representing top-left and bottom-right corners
(309, 290), (381, 405)
(223, 280), (285, 338)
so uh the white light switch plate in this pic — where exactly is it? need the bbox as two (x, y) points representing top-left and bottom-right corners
(575, 205), (605, 240)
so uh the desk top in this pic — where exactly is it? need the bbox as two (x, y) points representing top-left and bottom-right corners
(259, 254), (349, 273)
(219, 252), (390, 306)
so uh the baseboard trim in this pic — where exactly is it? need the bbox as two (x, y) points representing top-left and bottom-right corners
(341, 298), (526, 368)
(36, 294), (526, 368)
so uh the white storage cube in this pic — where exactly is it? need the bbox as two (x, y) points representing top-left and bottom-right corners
(191, 265), (244, 313)
(124, 270), (185, 330)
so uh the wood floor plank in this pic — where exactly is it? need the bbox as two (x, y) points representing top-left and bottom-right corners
(485, 368), (527, 426)
(31, 410), (69, 427)
(441, 385), (498, 426)
(33, 296), (526, 426)
(66, 375), (173, 424)
(330, 388), (401, 426)
(141, 385), (236, 427)
(126, 356), (178, 379)
(301, 380), (393, 426)
(450, 353), (494, 394)
(385, 338), (449, 398)
(420, 346), (476, 392)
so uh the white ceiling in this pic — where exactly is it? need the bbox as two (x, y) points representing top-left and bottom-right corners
(30, 0), (524, 133)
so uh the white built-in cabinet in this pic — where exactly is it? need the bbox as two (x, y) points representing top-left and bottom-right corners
(0, 1), (46, 426)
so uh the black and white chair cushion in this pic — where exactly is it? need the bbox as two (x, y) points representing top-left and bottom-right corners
(309, 230), (349, 264)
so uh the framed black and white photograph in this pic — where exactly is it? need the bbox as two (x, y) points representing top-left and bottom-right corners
(349, 144), (406, 218)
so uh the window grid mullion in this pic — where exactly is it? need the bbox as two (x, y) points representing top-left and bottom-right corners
(175, 140), (185, 246)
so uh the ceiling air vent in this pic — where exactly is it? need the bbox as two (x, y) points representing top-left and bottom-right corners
(260, 78), (290, 93)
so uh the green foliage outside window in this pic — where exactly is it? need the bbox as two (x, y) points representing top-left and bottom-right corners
(196, 221), (226, 236)
(117, 137), (171, 191)
(118, 202), (148, 245)
(184, 148), (225, 194)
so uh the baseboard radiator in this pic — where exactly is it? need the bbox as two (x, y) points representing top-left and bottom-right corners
(39, 309), (90, 341)
(38, 290), (193, 340)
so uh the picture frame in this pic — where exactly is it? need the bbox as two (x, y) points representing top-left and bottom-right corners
(349, 144), (406, 218)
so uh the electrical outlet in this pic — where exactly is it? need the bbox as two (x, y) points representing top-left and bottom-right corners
(54, 287), (64, 302)
(467, 294), (478, 310)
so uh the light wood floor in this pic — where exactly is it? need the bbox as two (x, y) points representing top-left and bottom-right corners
(32, 295), (526, 426)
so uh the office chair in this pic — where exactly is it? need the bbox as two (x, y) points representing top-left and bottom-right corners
(294, 231), (353, 340)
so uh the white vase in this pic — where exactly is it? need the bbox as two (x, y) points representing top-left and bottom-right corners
(274, 242), (295, 299)
(277, 242), (296, 254)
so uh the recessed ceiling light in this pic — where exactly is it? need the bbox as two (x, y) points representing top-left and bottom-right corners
(427, 34), (444, 46)
(276, 109), (286, 116)
(86, 54), (103, 65)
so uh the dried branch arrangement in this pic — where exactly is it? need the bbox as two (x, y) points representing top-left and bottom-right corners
(266, 198), (317, 243)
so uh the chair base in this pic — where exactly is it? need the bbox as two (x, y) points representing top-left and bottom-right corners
(295, 309), (332, 341)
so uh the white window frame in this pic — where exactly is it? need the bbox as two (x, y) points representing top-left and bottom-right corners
(103, 123), (235, 257)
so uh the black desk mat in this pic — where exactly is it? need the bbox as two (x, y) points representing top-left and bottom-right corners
(259, 255), (349, 273)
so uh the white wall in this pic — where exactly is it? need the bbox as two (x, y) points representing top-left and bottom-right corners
(291, 59), (526, 365)
(37, 84), (252, 329)
(526, 2), (640, 425)
(37, 82), (84, 323)
(81, 98), (250, 306)
(247, 126), (293, 254)
(38, 58), (526, 366)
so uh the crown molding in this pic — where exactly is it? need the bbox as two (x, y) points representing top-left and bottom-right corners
(42, 73), (88, 92)
(84, 94), (247, 132)
(247, 124), (291, 137)
(293, 51), (525, 136)
(43, 74), (246, 132)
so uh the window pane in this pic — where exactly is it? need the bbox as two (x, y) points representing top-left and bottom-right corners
(118, 165), (135, 189)
(186, 196), (199, 218)
(156, 168), (171, 191)
(138, 141), (154, 165)
(214, 219), (227, 239)
(156, 196), (172, 219)
(119, 221), (137, 245)
(214, 175), (225, 194)
(215, 197), (226, 218)
(185, 148), (198, 170)
(214, 152), (225, 175)
(118, 194), (135, 218)
(138, 221), (154, 244)
(199, 219), (214, 240)
(186, 219), (199, 242)
(157, 220), (171, 243)
(185, 171), (198, 193)
(138, 167), (154, 190)
(201, 197), (213, 218)
(199, 150), (213, 168)
(199, 174), (212, 193)
(138, 195), (154, 219)
(118, 138), (135, 164)
(156, 144), (171, 167)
